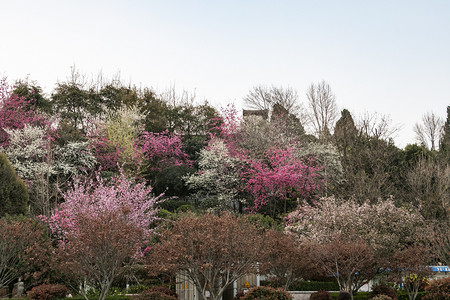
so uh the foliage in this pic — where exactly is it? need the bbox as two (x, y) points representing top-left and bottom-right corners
(89, 106), (144, 173)
(184, 137), (245, 212)
(240, 286), (292, 300)
(287, 281), (339, 292)
(337, 291), (352, 300)
(27, 284), (68, 300)
(1, 125), (96, 216)
(287, 197), (426, 256)
(147, 213), (267, 300)
(287, 197), (426, 296)
(308, 237), (376, 296)
(371, 296), (393, 300)
(133, 290), (176, 300)
(0, 78), (46, 146)
(0, 217), (51, 289)
(296, 142), (343, 196)
(0, 152), (28, 217)
(309, 290), (333, 300)
(44, 171), (162, 239)
(422, 277), (450, 300)
(389, 247), (431, 300)
(140, 130), (192, 174)
(44, 172), (162, 300)
(133, 287), (178, 300)
(369, 284), (398, 300)
(53, 210), (145, 300)
(243, 147), (322, 216)
(262, 229), (314, 291)
(12, 78), (52, 114)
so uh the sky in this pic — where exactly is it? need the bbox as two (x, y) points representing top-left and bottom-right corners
(1, 0), (449, 148)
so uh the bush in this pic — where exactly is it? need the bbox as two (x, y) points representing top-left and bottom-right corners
(133, 287), (178, 300)
(126, 285), (152, 294)
(27, 284), (68, 300)
(288, 281), (340, 291)
(337, 291), (352, 300)
(241, 286), (292, 300)
(369, 284), (398, 300)
(309, 290), (332, 300)
(397, 293), (426, 300)
(0, 152), (29, 217)
(423, 277), (450, 300)
(371, 296), (393, 300)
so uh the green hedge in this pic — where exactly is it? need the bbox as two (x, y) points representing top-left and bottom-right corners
(289, 281), (340, 291)
(398, 291), (426, 300)
(330, 292), (370, 299)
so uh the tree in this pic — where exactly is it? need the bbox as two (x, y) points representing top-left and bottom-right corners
(287, 197), (427, 294)
(147, 213), (267, 300)
(1, 125), (96, 216)
(0, 152), (28, 217)
(414, 112), (444, 151)
(12, 78), (52, 114)
(184, 138), (245, 212)
(296, 142), (343, 197)
(0, 217), (51, 291)
(243, 85), (303, 118)
(439, 106), (450, 159)
(406, 156), (449, 220)
(89, 105), (144, 174)
(306, 81), (338, 140)
(357, 111), (399, 141)
(308, 237), (376, 299)
(243, 147), (322, 216)
(0, 78), (46, 146)
(333, 110), (403, 203)
(44, 171), (162, 300)
(390, 247), (431, 300)
(54, 210), (144, 300)
(428, 220), (450, 266)
(263, 229), (313, 291)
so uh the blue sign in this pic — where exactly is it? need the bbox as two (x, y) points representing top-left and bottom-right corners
(430, 266), (450, 272)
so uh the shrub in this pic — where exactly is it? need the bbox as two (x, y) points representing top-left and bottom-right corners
(27, 284), (68, 300)
(133, 288), (178, 300)
(233, 290), (245, 300)
(126, 285), (152, 294)
(423, 277), (450, 300)
(369, 284), (398, 300)
(371, 296), (393, 300)
(241, 286), (292, 300)
(309, 290), (332, 300)
(288, 280), (340, 291)
(337, 291), (352, 300)
(0, 152), (29, 217)
(148, 286), (178, 299)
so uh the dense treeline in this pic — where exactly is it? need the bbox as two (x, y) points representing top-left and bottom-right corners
(0, 72), (449, 300)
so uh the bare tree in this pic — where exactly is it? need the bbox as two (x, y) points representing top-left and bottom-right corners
(243, 85), (303, 118)
(306, 81), (338, 139)
(158, 83), (197, 107)
(414, 112), (444, 150)
(357, 111), (400, 140)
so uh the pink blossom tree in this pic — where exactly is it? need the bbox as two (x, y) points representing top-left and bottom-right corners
(0, 78), (47, 145)
(140, 130), (192, 172)
(43, 171), (162, 300)
(243, 148), (322, 216)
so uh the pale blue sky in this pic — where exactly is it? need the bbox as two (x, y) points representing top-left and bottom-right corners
(1, 0), (449, 147)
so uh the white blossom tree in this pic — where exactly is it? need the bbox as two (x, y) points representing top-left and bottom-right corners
(1, 125), (96, 215)
(287, 197), (427, 296)
(184, 138), (245, 212)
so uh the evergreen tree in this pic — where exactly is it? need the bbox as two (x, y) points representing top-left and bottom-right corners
(0, 152), (29, 216)
(439, 106), (450, 156)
